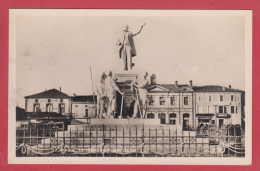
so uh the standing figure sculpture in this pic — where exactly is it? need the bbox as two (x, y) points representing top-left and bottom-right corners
(105, 70), (123, 118)
(116, 24), (145, 70)
(95, 72), (107, 119)
(131, 72), (149, 118)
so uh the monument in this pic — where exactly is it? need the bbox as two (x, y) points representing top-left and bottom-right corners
(95, 23), (150, 119)
(116, 24), (145, 70)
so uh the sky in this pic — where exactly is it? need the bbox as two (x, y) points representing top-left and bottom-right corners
(15, 10), (246, 108)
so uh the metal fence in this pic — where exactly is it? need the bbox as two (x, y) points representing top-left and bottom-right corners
(16, 124), (245, 157)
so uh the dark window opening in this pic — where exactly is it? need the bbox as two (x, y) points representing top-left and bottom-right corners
(147, 113), (155, 119)
(184, 97), (188, 105)
(220, 95), (223, 101)
(219, 106), (223, 113)
(231, 106), (234, 114)
(170, 120), (176, 125)
(170, 113), (176, 118)
(170, 96), (175, 105)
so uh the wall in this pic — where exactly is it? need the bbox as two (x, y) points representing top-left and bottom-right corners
(194, 92), (242, 127)
(25, 98), (71, 114)
(146, 92), (194, 128)
(71, 102), (96, 118)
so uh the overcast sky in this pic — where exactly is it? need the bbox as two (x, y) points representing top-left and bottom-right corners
(15, 10), (246, 108)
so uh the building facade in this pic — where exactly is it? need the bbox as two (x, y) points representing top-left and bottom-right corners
(71, 95), (96, 118)
(193, 85), (245, 129)
(24, 89), (72, 116)
(146, 81), (194, 130)
(23, 79), (245, 130)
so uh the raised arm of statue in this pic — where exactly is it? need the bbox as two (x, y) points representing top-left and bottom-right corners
(133, 23), (145, 37)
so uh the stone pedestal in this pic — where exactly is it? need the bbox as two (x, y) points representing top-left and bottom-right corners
(114, 72), (138, 118)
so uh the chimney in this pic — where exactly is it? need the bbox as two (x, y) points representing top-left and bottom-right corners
(60, 87), (61, 91)
(229, 85), (231, 88)
(150, 74), (156, 85)
(175, 81), (178, 88)
(189, 80), (193, 88)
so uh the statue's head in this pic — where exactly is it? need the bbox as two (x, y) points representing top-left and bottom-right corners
(101, 72), (107, 80)
(123, 25), (129, 31)
(106, 70), (112, 77)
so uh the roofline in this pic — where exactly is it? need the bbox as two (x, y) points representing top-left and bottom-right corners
(24, 88), (71, 99)
(25, 97), (71, 99)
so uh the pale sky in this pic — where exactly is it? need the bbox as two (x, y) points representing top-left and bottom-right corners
(15, 10), (246, 108)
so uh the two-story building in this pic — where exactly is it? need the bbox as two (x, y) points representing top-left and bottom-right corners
(146, 78), (194, 130)
(192, 85), (245, 129)
(24, 89), (72, 116)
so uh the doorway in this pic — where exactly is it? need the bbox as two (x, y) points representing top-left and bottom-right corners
(219, 119), (224, 128)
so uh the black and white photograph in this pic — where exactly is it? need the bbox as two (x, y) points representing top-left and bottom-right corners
(8, 9), (252, 165)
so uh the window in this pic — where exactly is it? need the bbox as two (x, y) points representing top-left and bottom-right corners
(169, 113), (176, 118)
(183, 113), (190, 118)
(219, 106), (226, 113)
(160, 97), (165, 105)
(46, 103), (53, 112)
(211, 120), (215, 124)
(209, 95), (211, 102)
(59, 104), (65, 113)
(60, 99), (63, 102)
(170, 96), (176, 105)
(148, 96), (154, 106)
(236, 106), (237, 114)
(147, 113), (155, 119)
(35, 99), (38, 102)
(33, 104), (40, 113)
(184, 97), (188, 105)
(158, 113), (166, 124)
(170, 120), (176, 125)
(199, 95), (202, 101)
(220, 95), (223, 101)
(231, 106), (235, 114)
(219, 106), (223, 113)
(231, 95), (234, 101)
(85, 109), (88, 117)
(48, 99), (51, 102)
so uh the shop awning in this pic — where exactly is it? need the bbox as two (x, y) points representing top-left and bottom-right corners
(196, 113), (214, 118)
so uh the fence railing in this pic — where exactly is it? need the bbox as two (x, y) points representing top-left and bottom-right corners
(16, 124), (245, 157)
